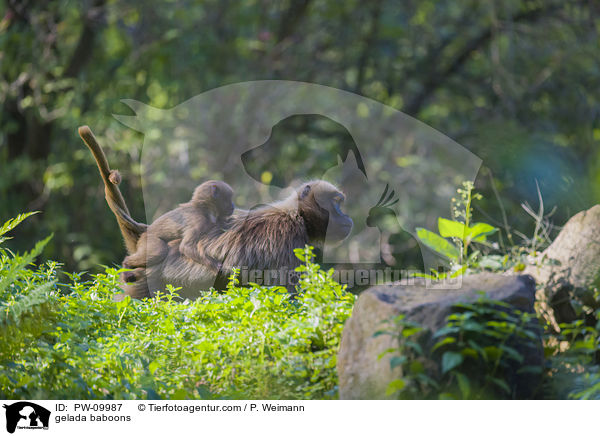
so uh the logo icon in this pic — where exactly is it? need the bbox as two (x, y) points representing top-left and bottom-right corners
(115, 80), (481, 278)
(3, 402), (50, 434)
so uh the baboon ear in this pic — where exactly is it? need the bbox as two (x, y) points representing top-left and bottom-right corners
(300, 184), (312, 200)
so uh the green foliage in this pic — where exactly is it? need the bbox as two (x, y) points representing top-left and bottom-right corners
(415, 181), (552, 278)
(2, 1), (599, 271)
(0, 212), (40, 245)
(375, 315), (437, 399)
(430, 183), (600, 401)
(416, 226), (461, 262)
(0, 212), (58, 326)
(416, 182), (499, 278)
(0, 217), (354, 399)
(378, 295), (542, 399)
(544, 311), (600, 400)
(431, 297), (542, 399)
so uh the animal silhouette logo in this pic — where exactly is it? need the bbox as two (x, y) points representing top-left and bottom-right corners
(114, 80), (482, 277)
(3, 402), (50, 433)
(366, 184), (424, 270)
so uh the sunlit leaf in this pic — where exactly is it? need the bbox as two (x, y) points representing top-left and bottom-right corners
(416, 228), (459, 261)
(438, 218), (467, 239)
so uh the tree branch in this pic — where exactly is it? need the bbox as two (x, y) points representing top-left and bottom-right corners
(403, 2), (576, 116)
(276, 0), (312, 43)
(64, 0), (106, 78)
(354, 0), (383, 93)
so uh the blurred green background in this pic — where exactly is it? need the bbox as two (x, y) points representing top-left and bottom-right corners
(1, 0), (599, 272)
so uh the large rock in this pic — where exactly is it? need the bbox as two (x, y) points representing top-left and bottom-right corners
(337, 273), (541, 399)
(525, 204), (600, 325)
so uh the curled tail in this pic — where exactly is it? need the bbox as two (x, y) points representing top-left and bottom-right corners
(78, 125), (147, 254)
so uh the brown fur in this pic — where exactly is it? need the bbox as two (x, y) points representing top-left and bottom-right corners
(108, 170), (121, 185)
(122, 180), (234, 278)
(157, 180), (353, 298)
(78, 126), (147, 254)
(117, 180), (351, 300)
(79, 126), (352, 301)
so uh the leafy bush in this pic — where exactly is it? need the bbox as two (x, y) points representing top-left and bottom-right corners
(0, 214), (354, 400)
(4, 207), (597, 400)
(544, 313), (600, 400)
(378, 292), (600, 400)
(415, 181), (555, 277)
(378, 295), (543, 400)
(416, 181), (500, 279)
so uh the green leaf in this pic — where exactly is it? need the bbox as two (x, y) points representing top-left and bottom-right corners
(377, 348), (399, 360)
(409, 360), (424, 374)
(455, 372), (471, 399)
(460, 348), (478, 360)
(405, 340), (424, 355)
(482, 346), (502, 361)
(499, 345), (525, 363)
(373, 330), (389, 338)
(145, 388), (161, 400)
(450, 265), (468, 278)
(172, 389), (187, 400)
(461, 321), (486, 333)
(432, 336), (456, 351)
(467, 223), (498, 242)
(148, 361), (159, 375)
(441, 351), (464, 374)
(401, 326), (423, 337)
(487, 376), (511, 394)
(0, 212), (39, 240)
(0, 280), (56, 325)
(432, 325), (460, 337)
(0, 234), (53, 294)
(438, 218), (467, 238)
(385, 379), (406, 397)
(416, 228), (459, 261)
(390, 356), (407, 369)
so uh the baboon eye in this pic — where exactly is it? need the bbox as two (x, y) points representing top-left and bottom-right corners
(300, 185), (312, 199)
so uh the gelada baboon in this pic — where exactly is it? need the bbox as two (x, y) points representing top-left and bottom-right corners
(122, 180), (234, 281)
(157, 180), (353, 298)
(78, 126), (353, 300)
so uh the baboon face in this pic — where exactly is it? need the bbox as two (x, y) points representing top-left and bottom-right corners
(299, 181), (353, 242)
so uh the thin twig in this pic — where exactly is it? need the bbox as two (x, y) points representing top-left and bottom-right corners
(488, 169), (514, 248)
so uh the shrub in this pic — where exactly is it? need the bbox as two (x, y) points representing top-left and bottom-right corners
(378, 295), (543, 400)
(0, 214), (354, 400)
(544, 314), (600, 400)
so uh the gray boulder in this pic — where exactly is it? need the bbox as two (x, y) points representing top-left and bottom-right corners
(525, 204), (600, 326)
(337, 273), (541, 399)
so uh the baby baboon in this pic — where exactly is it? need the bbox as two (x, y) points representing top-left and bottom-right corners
(123, 180), (234, 275)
